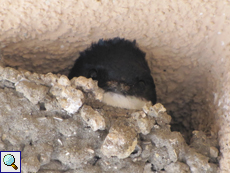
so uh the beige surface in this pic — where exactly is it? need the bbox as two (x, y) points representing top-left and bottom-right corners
(0, 0), (230, 171)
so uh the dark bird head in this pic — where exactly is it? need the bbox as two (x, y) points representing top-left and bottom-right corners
(68, 37), (157, 109)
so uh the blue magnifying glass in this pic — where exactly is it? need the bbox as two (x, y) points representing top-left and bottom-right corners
(3, 154), (18, 170)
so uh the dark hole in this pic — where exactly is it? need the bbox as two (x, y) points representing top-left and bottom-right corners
(151, 164), (157, 171)
(131, 148), (138, 155)
(92, 156), (101, 166)
(39, 102), (46, 111)
(37, 154), (41, 162)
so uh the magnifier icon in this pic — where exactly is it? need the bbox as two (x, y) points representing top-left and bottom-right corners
(3, 154), (18, 170)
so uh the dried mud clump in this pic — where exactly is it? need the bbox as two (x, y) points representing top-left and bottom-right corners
(0, 65), (219, 172)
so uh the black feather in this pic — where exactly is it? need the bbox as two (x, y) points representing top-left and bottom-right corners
(68, 37), (157, 104)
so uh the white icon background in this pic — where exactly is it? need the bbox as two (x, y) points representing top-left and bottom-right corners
(1, 151), (21, 172)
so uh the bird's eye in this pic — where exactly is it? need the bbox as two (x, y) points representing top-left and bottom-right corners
(89, 69), (97, 79)
(138, 80), (146, 89)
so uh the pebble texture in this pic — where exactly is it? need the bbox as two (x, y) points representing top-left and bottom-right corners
(80, 105), (106, 131)
(0, 0), (229, 171)
(0, 66), (220, 172)
(50, 84), (84, 114)
(101, 118), (138, 159)
(16, 79), (49, 104)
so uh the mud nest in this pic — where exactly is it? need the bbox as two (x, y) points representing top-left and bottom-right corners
(0, 66), (219, 172)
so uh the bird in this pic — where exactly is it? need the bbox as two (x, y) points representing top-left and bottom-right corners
(68, 37), (157, 109)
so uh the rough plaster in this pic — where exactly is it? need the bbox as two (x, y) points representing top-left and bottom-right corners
(0, 0), (230, 172)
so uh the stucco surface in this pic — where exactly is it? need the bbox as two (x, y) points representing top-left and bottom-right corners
(0, 0), (230, 172)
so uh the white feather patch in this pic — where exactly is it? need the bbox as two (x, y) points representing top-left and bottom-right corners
(102, 92), (147, 109)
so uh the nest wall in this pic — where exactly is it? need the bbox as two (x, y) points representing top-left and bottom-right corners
(0, 0), (230, 171)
